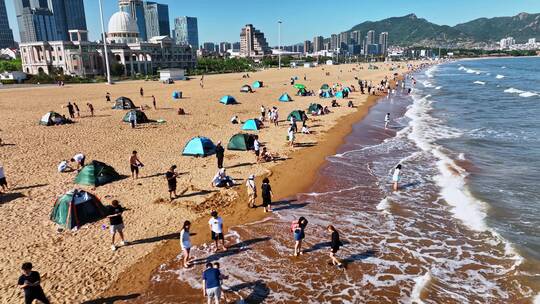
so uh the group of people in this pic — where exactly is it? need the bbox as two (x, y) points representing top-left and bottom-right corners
(65, 101), (94, 119)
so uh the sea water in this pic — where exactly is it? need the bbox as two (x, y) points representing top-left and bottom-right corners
(139, 58), (540, 303)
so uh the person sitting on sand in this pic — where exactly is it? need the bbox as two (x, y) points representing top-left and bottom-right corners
(212, 169), (234, 188)
(323, 106), (330, 114)
(57, 160), (72, 173)
(301, 125), (311, 134)
(347, 100), (354, 108)
(230, 115), (239, 124)
(260, 147), (278, 162)
(331, 100), (340, 107)
(177, 108), (185, 115)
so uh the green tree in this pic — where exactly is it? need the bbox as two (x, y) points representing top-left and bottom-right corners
(111, 63), (125, 77)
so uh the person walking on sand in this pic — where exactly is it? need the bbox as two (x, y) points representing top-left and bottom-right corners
(152, 95), (157, 110)
(215, 141), (225, 169)
(260, 105), (266, 122)
(73, 102), (80, 118)
(106, 92), (111, 102)
(202, 262), (221, 304)
(87, 102), (94, 117)
(246, 174), (257, 208)
(392, 164), (402, 191)
(128, 110), (137, 129)
(129, 151), (143, 179)
(166, 165), (179, 200)
(384, 113), (391, 129)
(327, 225), (343, 267)
(18, 262), (50, 304)
(261, 177), (273, 212)
(291, 217), (308, 256)
(66, 101), (75, 119)
(200, 75), (204, 88)
(288, 126), (295, 147)
(209, 211), (227, 252)
(180, 220), (193, 268)
(107, 200), (127, 251)
(139, 87), (144, 97)
(0, 164), (8, 193)
(70, 153), (85, 171)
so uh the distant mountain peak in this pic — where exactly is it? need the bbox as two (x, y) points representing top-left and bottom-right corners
(517, 12), (529, 20)
(406, 13), (418, 19)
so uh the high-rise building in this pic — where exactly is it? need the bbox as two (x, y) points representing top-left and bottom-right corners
(313, 36), (323, 52)
(338, 32), (349, 49)
(144, 1), (169, 38)
(47, 0), (86, 41)
(15, 0), (59, 43)
(0, 0), (15, 48)
(119, 0), (147, 40)
(303, 40), (312, 54)
(232, 42), (240, 51)
(239, 24), (270, 57)
(379, 32), (388, 56)
(173, 16), (198, 50)
(364, 30), (375, 54)
(350, 30), (361, 45)
(202, 42), (215, 52)
(330, 34), (338, 50)
(219, 42), (231, 54)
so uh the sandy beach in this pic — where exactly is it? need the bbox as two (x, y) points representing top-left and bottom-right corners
(0, 62), (416, 303)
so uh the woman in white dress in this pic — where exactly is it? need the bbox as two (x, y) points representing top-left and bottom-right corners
(180, 220), (192, 268)
(392, 164), (402, 191)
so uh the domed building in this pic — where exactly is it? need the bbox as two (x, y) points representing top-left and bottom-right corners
(107, 11), (140, 44)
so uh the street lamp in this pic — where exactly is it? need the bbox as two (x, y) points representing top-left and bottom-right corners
(278, 20), (282, 69)
(98, 0), (113, 84)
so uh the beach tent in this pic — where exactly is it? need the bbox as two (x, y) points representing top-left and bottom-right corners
(240, 85), (253, 93)
(219, 95), (237, 105)
(74, 160), (120, 187)
(335, 91), (345, 99)
(278, 93), (293, 102)
(343, 87), (352, 93)
(296, 88), (308, 96)
(227, 133), (256, 151)
(287, 110), (306, 121)
(50, 189), (106, 229)
(321, 91), (333, 98)
(122, 109), (150, 123)
(242, 119), (263, 131)
(39, 111), (70, 126)
(308, 103), (323, 113)
(112, 97), (136, 110)
(320, 84), (330, 91)
(252, 81), (263, 88)
(172, 91), (182, 99)
(182, 137), (216, 157)
(294, 84), (305, 89)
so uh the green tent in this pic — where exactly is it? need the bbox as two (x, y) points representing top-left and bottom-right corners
(294, 84), (305, 89)
(122, 109), (150, 123)
(320, 84), (330, 91)
(227, 133), (256, 151)
(50, 189), (106, 229)
(287, 110), (307, 121)
(74, 160), (120, 187)
(112, 97), (136, 110)
(308, 103), (323, 113)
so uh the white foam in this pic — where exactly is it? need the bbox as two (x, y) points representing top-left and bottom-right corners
(519, 91), (538, 98)
(534, 293), (540, 304)
(504, 88), (525, 94)
(376, 197), (390, 211)
(435, 86), (442, 90)
(473, 81), (486, 85)
(410, 271), (431, 304)
(496, 74), (505, 79)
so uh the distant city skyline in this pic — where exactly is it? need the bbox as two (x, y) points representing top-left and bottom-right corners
(3, 0), (540, 45)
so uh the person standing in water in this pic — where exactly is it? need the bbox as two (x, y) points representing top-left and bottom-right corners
(180, 220), (192, 268)
(392, 164), (402, 191)
(208, 210), (227, 252)
(327, 225), (343, 267)
(384, 113), (391, 129)
(291, 217), (308, 256)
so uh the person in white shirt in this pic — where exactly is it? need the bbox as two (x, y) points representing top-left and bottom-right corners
(57, 160), (72, 173)
(246, 174), (257, 208)
(253, 136), (261, 162)
(384, 113), (391, 129)
(392, 164), (402, 191)
(180, 221), (193, 268)
(288, 127), (295, 147)
(70, 153), (85, 171)
(209, 211), (226, 252)
(0, 165), (8, 192)
(260, 105), (266, 121)
(230, 115), (239, 124)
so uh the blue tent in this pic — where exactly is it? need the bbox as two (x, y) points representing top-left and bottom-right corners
(252, 81), (263, 88)
(219, 95), (237, 105)
(182, 137), (216, 157)
(172, 91), (182, 99)
(343, 87), (352, 93)
(320, 91), (333, 98)
(335, 91), (345, 99)
(279, 93), (293, 102)
(242, 119), (262, 131)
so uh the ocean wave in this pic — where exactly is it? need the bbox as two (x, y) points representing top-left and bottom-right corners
(519, 91), (538, 98)
(496, 74), (505, 79)
(504, 87), (538, 97)
(504, 88), (524, 94)
(473, 81), (486, 85)
(435, 86), (442, 90)
(410, 271), (432, 304)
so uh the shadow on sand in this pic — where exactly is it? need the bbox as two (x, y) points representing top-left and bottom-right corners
(80, 293), (140, 304)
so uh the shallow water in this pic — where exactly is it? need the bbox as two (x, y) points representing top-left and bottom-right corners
(137, 59), (540, 303)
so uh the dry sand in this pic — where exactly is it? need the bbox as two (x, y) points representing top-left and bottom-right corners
(0, 62), (415, 303)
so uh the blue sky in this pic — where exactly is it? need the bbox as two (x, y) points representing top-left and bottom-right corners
(5, 0), (540, 45)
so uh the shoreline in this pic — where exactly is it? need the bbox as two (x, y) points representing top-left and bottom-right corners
(100, 93), (383, 300)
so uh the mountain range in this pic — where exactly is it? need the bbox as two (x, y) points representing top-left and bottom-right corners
(347, 12), (540, 47)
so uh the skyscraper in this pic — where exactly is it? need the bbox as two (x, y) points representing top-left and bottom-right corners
(47, 0), (86, 41)
(303, 40), (312, 54)
(330, 34), (338, 50)
(219, 42), (231, 54)
(338, 32), (349, 49)
(174, 16), (198, 50)
(15, 0), (59, 42)
(144, 1), (169, 38)
(364, 30), (375, 54)
(379, 32), (388, 56)
(313, 36), (323, 53)
(0, 0), (15, 48)
(350, 30), (361, 45)
(119, 0), (147, 40)
(239, 24), (270, 57)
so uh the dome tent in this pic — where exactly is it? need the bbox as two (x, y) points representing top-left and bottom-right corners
(242, 119), (263, 131)
(296, 88), (308, 96)
(50, 189), (106, 230)
(240, 85), (253, 93)
(182, 137), (216, 157)
(122, 109), (150, 123)
(219, 95), (237, 105)
(227, 133), (256, 151)
(343, 87), (352, 93)
(308, 103), (323, 113)
(172, 91), (182, 99)
(320, 91), (333, 98)
(74, 160), (120, 187)
(112, 97), (136, 110)
(39, 111), (71, 126)
(320, 84), (330, 91)
(287, 110), (307, 121)
(335, 90), (347, 99)
(278, 93), (293, 102)
(252, 81), (263, 88)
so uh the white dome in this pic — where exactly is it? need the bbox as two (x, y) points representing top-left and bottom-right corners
(108, 11), (139, 34)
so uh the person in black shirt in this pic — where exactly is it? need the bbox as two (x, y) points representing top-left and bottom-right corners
(107, 200), (127, 251)
(327, 225), (343, 267)
(18, 262), (50, 304)
(166, 165), (179, 200)
(261, 177), (273, 213)
(215, 141), (225, 169)
(139, 87), (144, 97)
(66, 102), (75, 119)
